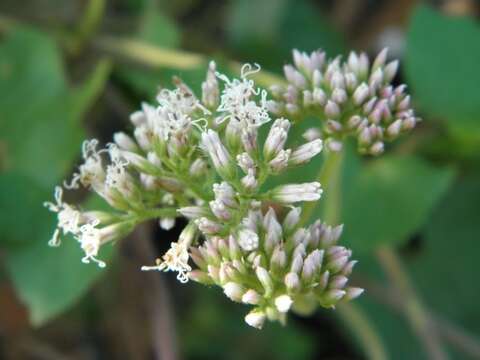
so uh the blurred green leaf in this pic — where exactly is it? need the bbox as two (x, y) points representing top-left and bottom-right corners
(0, 27), (110, 187)
(228, 0), (345, 70)
(116, 7), (186, 98)
(0, 26), (112, 325)
(405, 5), (480, 143)
(139, 10), (180, 48)
(0, 173), (51, 248)
(407, 177), (480, 337)
(341, 155), (454, 253)
(181, 286), (315, 360)
(4, 193), (115, 326)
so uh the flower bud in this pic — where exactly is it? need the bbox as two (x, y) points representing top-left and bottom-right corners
(242, 289), (261, 305)
(245, 310), (266, 329)
(223, 282), (245, 302)
(275, 295), (293, 313)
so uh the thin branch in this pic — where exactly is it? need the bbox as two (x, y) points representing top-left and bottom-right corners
(336, 303), (388, 360)
(135, 223), (179, 360)
(358, 276), (480, 359)
(376, 246), (448, 360)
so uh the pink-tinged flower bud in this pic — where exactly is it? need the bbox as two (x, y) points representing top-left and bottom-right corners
(290, 254), (304, 274)
(372, 48), (388, 71)
(344, 287), (364, 301)
(313, 88), (327, 105)
(195, 217), (222, 235)
(228, 235), (241, 259)
(402, 117), (417, 131)
(238, 228), (259, 252)
(256, 266), (273, 295)
(384, 60), (399, 82)
(322, 289), (346, 305)
(114, 132), (139, 152)
(189, 270), (213, 284)
(202, 61), (219, 108)
(330, 71), (345, 89)
(331, 88), (347, 104)
(178, 206), (208, 220)
(397, 95), (411, 111)
(302, 127), (321, 141)
(327, 255), (349, 273)
(325, 100), (340, 118)
(303, 90), (313, 107)
(264, 118), (290, 160)
(270, 246), (287, 273)
(285, 272), (300, 292)
(353, 83), (370, 105)
(241, 169), (258, 191)
(272, 182), (322, 203)
(201, 130), (234, 179)
(369, 68), (384, 91)
(370, 141), (384, 156)
(242, 289), (261, 305)
(283, 207), (302, 232)
(210, 199), (232, 221)
(207, 265), (220, 283)
(318, 270), (330, 291)
(330, 275), (348, 289)
(358, 128), (372, 147)
(290, 139), (323, 165)
(326, 139), (343, 152)
(223, 282), (245, 302)
(345, 72), (358, 91)
(312, 69), (323, 87)
(275, 295), (293, 313)
(245, 310), (266, 329)
(268, 149), (291, 173)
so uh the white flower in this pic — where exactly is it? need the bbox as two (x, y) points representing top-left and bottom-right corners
(237, 228), (259, 251)
(141, 241), (192, 283)
(216, 63), (271, 128)
(76, 220), (106, 268)
(64, 139), (105, 190)
(44, 186), (82, 246)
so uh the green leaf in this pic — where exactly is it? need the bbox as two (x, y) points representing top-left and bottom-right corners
(4, 192), (115, 326)
(407, 177), (480, 337)
(0, 27), (110, 187)
(405, 5), (480, 142)
(116, 7), (184, 98)
(227, 0), (345, 70)
(0, 26), (112, 325)
(341, 155), (454, 253)
(0, 173), (51, 248)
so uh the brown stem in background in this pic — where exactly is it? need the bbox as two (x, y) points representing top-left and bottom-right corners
(376, 246), (448, 360)
(357, 276), (480, 359)
(134, 223), (179, 360)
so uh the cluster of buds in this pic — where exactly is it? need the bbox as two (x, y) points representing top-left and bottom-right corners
(268, 48), (419, 155)
(189, 207), (362, 329)
(45, 60), (363, 328)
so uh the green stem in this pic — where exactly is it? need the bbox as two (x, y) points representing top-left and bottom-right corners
(135, 207), (179, 222)
(336, 303), (388, 360)
(299, 149), (344, 227)
(376, 246), (448, 360)
(72, 0), (106, 54)
(306, 149), (388, 359)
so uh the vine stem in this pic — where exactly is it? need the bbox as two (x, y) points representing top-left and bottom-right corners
(376, 246), (448, 360)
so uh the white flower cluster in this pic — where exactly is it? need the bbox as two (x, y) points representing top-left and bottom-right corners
(268, 48), (419, 155)
(189, 207), (363, 329)
(45, 60), (363, 329)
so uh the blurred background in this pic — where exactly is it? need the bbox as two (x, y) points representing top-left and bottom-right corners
(0, 0), (479, 359)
